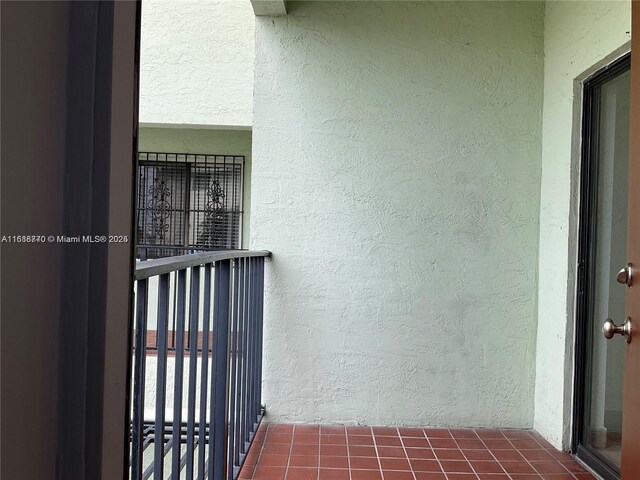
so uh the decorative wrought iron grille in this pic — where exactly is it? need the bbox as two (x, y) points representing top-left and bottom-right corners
(137, 152), (244, 258)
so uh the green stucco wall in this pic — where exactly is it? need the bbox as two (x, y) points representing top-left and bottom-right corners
(252, 1), (544, 428)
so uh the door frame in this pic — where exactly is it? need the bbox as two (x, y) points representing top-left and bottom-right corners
(572, 52), (631, 480)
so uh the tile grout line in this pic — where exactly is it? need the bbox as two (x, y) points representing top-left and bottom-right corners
(283, 424), (295, 480)
(249, 424), (268, 480)
(424, 429), (451, 480)
(316, 426), (320, 480)
(347, 425), (378, 480)
(505, 429), (552, 480)
(449, 428), (481, 480)
(530, 429), (584, 480)
(344, 426), (353, 480)
(396, 428), (418, 480)
(511, 430), (543, 478)
(506, 428), (578, 480)
(532, 429), (586, 480)
(324, 426), (348, 480)
(318, 427), (323, 477)
(370, 427), (386, 480)
(475, 429), (514, 480)
(259, 424), (275, 479)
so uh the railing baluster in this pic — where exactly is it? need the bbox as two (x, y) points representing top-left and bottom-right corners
(186, 266), (201, 479)
(208, 259), (231, 480)
(257, 258), (265, 418)
(234, 258), (246, 468)
(197, 263), (213, 480)
(247, 258), (255, 438)
(252, 258), (260, 435)
(171, 268), (178, 350)
(227, 260), (241, 479)
(172, 268), (187, 477)
(131, 279), (149, 480)
(247, 257), (254, 451)
(241, 258), (251, 457)
(253, 258), (260, 432)
(154, 273), (170, 480)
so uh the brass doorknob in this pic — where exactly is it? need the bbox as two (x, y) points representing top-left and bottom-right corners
(603, 317), (632, 344)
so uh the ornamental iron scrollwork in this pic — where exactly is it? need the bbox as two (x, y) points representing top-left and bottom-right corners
(147, 177), (172, 243)
(197, 179), (226, 247)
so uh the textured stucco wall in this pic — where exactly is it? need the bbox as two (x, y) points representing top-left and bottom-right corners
(534, 0), (630, 449)
(251, 1), (544, 427)
(139, 0), (255, 127)
(139, 127), (253, 246)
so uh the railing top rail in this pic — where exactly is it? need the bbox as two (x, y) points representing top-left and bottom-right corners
(134, 250), (271, 280)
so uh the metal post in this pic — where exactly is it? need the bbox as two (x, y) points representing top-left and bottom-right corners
(227, 259), (241, 479)
(131, 279), (149, 480)
(208, 259), (231, 480)
(186, 266), (201, 479)
(257, 258), (265, 416)
(171, 268), (187, 477)
(197, 264), (213, 479)
(154, 273), (170, 480)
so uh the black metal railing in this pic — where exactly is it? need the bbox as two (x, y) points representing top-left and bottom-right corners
(130, 250), (270, 480)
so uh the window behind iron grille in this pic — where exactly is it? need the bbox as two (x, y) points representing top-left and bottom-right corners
(136, 152), (244, 259)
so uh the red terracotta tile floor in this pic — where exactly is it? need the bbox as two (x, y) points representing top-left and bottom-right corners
(239, 424), (597, 480)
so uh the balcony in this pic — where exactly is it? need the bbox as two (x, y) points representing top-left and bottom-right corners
(129, 250), (596, 480)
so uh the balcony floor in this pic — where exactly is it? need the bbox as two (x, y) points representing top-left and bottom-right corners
(239, 424), (596, 480)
